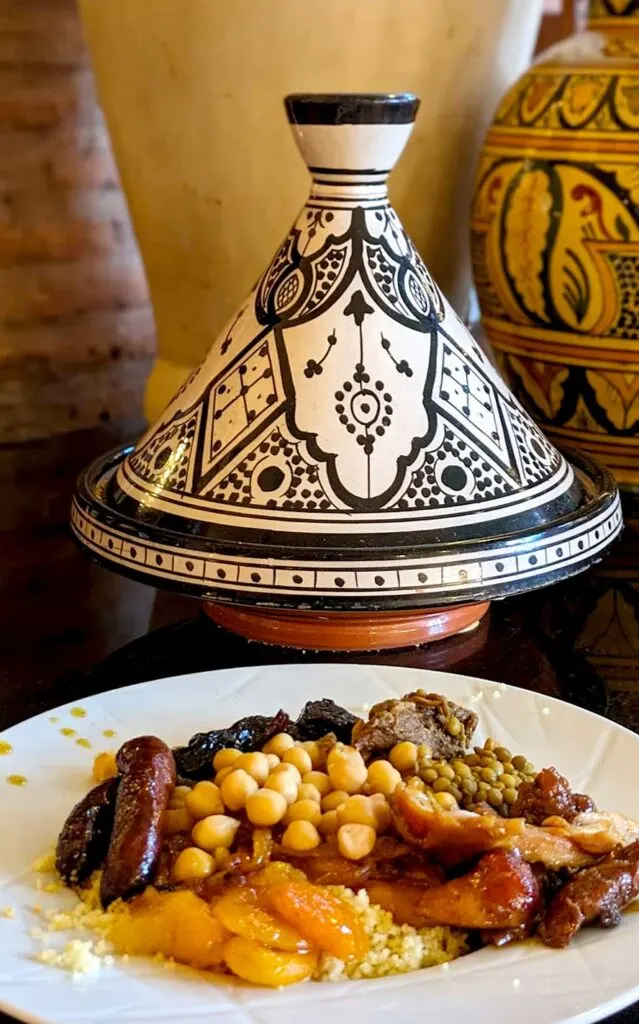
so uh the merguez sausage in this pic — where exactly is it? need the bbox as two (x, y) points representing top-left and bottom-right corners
(56, 777), (119, 884)
(100, 735), (175, 907)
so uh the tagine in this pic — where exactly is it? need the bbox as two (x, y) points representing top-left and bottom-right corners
(71, 93), (622, 650)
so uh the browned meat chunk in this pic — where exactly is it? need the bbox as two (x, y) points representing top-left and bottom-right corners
(353, 691), (478, 760)
(413, 849), (541, 930)
(392, 785), (524, 862)
(540, 840), (639, 948)
(511, 767), (595, 825)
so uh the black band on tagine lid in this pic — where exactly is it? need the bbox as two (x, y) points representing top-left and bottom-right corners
(72, 93), (622, 612)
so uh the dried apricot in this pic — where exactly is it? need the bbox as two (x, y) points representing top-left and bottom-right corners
(223, 935), (316, 987)
(268, 880), (369, 960)
(213, 887), (308, 951)
(108, 888), (226, 969)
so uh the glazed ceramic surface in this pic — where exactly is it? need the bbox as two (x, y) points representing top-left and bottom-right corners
(473, 0), (639, 489)
(72, 94), (622, 610)
(78, 0), (543, 422)
(2, 664), (639, 1024)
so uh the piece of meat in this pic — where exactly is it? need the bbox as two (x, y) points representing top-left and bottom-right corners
(365, 880), (443, 927)
(540, 841), (639, 948)
(502, 825), (596, 871)
(510, 767), (595, 825)
(414, 849), (541, 930)
(56, 777), (119, 884)
(100, 736), (176, 907)
(353, 691), (478, 761)
(392, 785), (524, 862)
(543, 811), (639, 856)
(393, 784), (599, 871)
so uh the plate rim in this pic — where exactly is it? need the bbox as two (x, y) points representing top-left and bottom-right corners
(1, 663), (639, 1024)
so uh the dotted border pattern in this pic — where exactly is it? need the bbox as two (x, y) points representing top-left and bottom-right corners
(71, 491), (623, 600)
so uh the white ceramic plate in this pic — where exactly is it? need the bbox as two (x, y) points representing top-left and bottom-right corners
(0, 664), (638, 1024)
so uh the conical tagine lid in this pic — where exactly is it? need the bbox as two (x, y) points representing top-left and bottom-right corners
(72, 93), (622, 610)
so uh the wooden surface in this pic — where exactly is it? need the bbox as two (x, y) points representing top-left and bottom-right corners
(0, 0), (153, 442)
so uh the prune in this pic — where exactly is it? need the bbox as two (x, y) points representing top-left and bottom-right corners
(56, 776), (119, 883)
(174, 709), (292, 780)
(293, 699), (360, 744)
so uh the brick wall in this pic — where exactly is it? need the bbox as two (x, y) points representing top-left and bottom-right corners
(0, 0), (154, 441)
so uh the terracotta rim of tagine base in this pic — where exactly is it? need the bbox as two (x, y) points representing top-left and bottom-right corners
(202, 600), (490, 651)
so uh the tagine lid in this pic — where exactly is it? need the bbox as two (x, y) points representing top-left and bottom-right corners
(71, 93), (622, 611)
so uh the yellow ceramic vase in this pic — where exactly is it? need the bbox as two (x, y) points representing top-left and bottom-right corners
(78, 0), (542, 422)
(473, 0), (639, 490)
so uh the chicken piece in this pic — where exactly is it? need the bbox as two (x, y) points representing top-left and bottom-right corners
(510, 767), (594, 825)
(392, 785), (524, 861)
(353, 691), (477, 761)
(393, 785), (597, 871)
(502, 825), (595, 871)
(540, 841), (639, 948)
(544, 811), (639, 856)
(365, 880), (442, 928)
(414, 849), (540, 930)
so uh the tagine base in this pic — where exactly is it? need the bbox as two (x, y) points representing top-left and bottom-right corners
(202, 600), (491, 651)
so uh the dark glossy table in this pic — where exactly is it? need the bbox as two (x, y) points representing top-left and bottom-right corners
(1, 421), (639, 1023)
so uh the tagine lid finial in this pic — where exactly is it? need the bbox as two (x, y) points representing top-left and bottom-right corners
(72, 92), (622, 610)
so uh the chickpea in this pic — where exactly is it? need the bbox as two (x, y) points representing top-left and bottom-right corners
(319, 810), (339, 835)
(263, 733), (295, 758)
(271, 762), (302, 784)
(192, 814), (240, 851)
(297, 783), (322, 804)
(185, 780), (224, 820)
(301, 770), (331, 797)
(367, 760), (401, 797)
(369, 792), (392, 831)
(265, 753), (280, 770)
(336, 794), (378, 829)
(264, 770), (299, 805)
(321, 789), (349, 812)
(169, 784), (193, 808)
(282, 746), (313, 776)
(92, 751), (117, 783)
(172, 847), (214, 883)
(434, 791), (458, 811)
(245, 788), (288, 827)
(282, 820), (321, 852)
(220, 768), (259, 811)
(327, 746), (367, 794)
(337, 823), (376, 861)
(215, 766), (235, 786)
(163, 807), (192, 835)
(234, 751), (270, 785)
(213, 748), (242, 773)
(299, 740), (323, 769)
(389, 741), (418, 773)
(284, 799), (322, 828)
